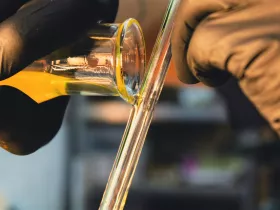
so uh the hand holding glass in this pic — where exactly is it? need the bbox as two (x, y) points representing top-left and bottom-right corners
(0, 18), (146, 105)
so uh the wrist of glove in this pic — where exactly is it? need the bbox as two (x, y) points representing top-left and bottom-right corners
(0, 0), (119, 155)
(171, 0), (280, 136)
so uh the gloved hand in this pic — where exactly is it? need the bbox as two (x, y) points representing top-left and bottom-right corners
(0, 0), (119, 155)
(171, 0), (280, 136)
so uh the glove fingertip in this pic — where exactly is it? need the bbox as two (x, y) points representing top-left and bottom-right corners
(177, 67), (200, 84)
(171, 54), (199, 84)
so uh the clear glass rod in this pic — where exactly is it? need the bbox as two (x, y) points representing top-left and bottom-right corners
(99, 0), (181, 209)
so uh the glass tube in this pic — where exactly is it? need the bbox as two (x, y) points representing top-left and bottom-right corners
(99, 0), (181, 209)
(0, 18), (146, 105)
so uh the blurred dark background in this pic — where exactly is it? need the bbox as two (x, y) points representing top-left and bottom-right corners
(1, 0), (280, 210)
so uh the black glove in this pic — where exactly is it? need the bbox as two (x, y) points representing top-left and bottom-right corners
(0, 0), (119, 155)
(171, 0), (280, 136)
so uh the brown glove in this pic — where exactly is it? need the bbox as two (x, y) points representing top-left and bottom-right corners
(171, 0), (280, 135)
